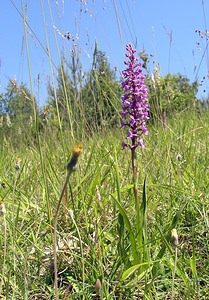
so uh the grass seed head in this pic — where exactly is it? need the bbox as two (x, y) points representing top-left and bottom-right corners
(15, 158), (21, 170)
(95, 278), (102, 296)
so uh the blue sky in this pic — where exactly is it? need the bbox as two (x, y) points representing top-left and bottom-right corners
(0, 0), (209, 105)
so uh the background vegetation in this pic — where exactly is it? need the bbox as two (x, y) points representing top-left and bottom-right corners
(0, 2), (209, 300)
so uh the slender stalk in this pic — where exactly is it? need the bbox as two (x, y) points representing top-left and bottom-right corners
(11, 163), (20, 298)
(47, 0), (75, 141)
(53, 170), (72, 299)
(0, 203), (7, 295)
(131, 147), (138, 210)
(69, 209), (85, 299)
(53, 144), (82, 299)
(171, 228), (179, 300)
(131, 143), (142, 264)
(171, 246), (178, 300)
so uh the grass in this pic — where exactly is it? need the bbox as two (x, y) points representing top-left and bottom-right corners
(1, 2), (209, 299)
(0, 111), (209, 299)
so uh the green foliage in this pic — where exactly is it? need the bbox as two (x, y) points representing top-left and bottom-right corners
(147, 71), (198, 121)
(81, 45), (122, 130)
(1, 110), (209, 299)
(0, 81), (36, 145)
(3, 2), (209, 298)
(0, 38), (208, 300)
(0, 81), (35, 123)
(47, 46), (122, 134)
(47, 51), (82, 131)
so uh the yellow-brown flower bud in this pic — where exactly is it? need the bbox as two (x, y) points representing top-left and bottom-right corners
(171, 228), (178, 247)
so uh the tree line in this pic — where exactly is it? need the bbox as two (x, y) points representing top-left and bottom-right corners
(0, 46), (203, 144)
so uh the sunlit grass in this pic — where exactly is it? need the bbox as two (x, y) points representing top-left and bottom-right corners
(1, 1), (209, 299)
(0, 110), (209, 299)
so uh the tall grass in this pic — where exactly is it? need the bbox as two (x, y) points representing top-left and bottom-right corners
(1, 1), (209, 299)
(1, 111), (209, 299)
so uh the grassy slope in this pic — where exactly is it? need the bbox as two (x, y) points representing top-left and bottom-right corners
(0, 110), (209, 299)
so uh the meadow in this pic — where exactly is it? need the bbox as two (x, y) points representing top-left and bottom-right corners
(1, 1), (209, 299)
(1, 109), (209, 299)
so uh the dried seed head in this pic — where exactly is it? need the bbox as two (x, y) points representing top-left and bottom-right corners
(15, 158), (21, 170)
(95, 278), (102, 296)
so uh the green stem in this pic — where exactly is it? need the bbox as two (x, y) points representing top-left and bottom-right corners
(171, 246), (178, 300)
(0, 212), (7, 295)
(131, 148), (138, 210)
(131, 147), (142, 263)
(53, 170), (72, 300)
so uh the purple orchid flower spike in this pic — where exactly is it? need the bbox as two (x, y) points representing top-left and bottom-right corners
(121, 43), (149, 150)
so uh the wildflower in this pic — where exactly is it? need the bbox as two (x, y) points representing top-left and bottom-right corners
(171, 228), (179, 247)
(15, 158), (21, 170)
(121, 43), (149, 149)
(67, 144), (83, 172)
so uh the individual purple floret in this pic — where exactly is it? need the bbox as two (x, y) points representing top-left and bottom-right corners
(121, 43), (149, 149)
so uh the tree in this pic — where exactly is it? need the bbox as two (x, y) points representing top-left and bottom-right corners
(147, 70), (198, 121)
(81, 45), (122, 130)
(47, 49), (83, 132)
(0, 80), (37, 146)
(0, 80), (35, 127)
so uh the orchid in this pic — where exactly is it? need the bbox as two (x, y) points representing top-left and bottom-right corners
(121, 43), (149, 149)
